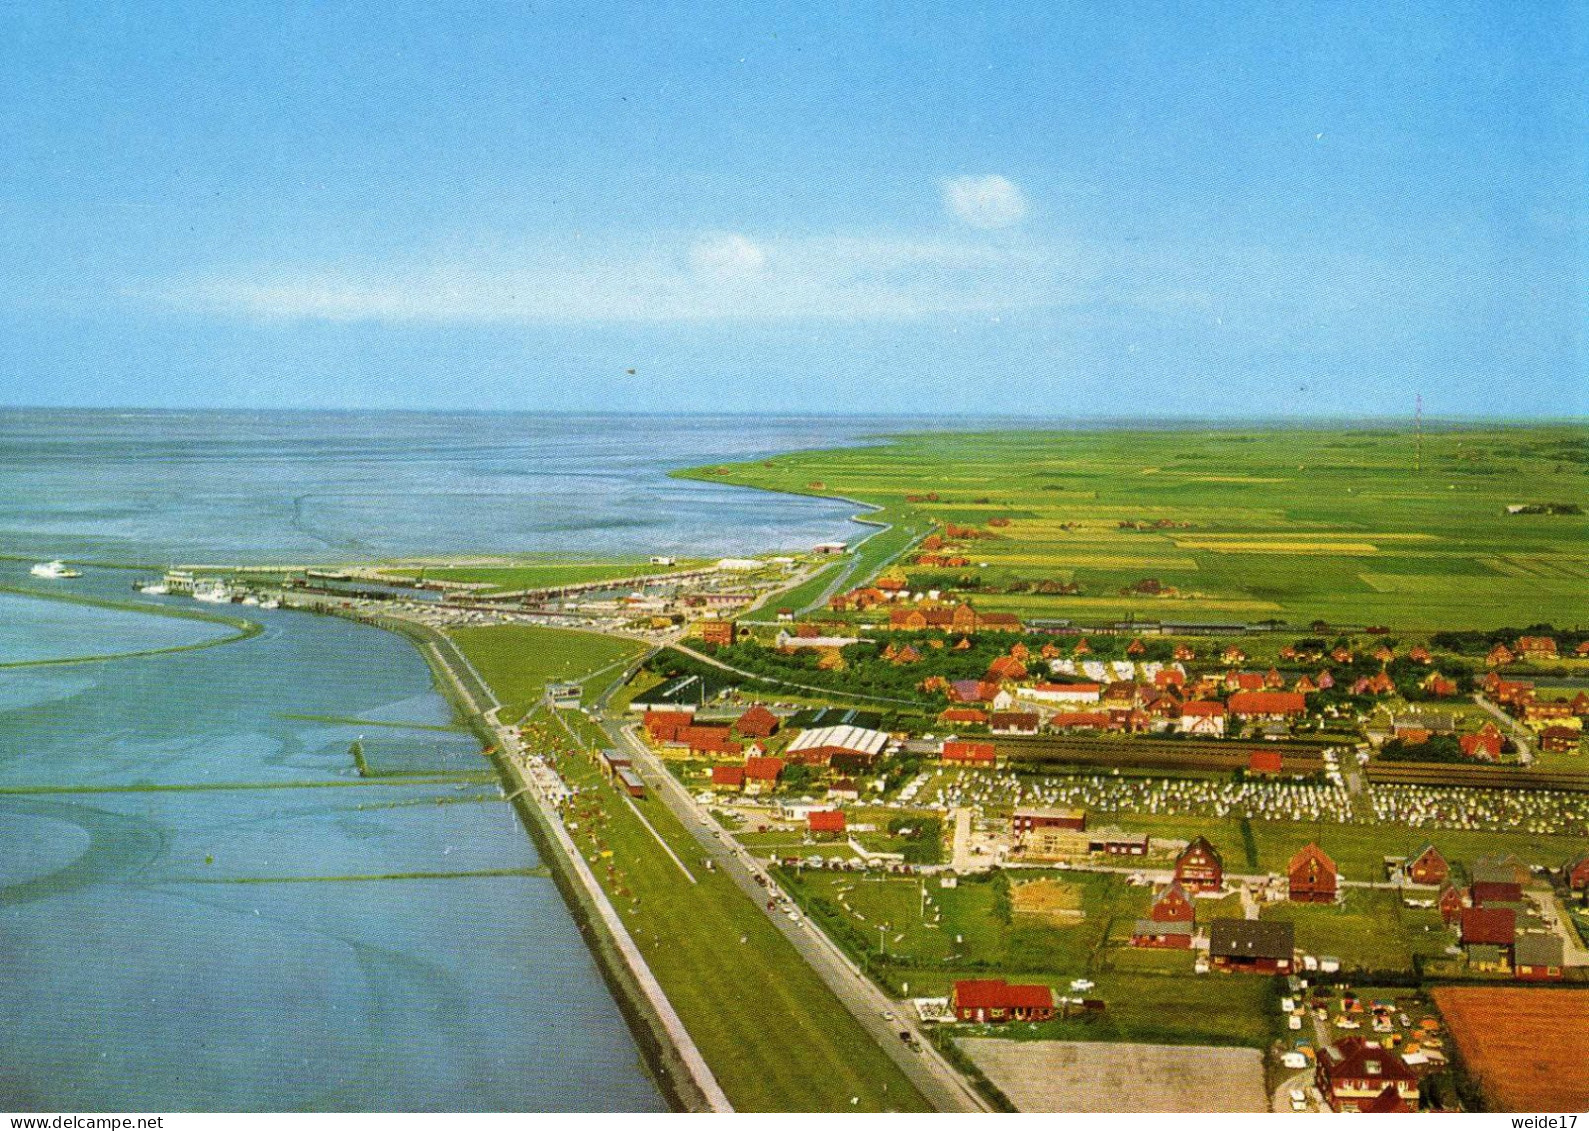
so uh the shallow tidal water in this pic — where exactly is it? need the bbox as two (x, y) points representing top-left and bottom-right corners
(0, 565), (664, 1111)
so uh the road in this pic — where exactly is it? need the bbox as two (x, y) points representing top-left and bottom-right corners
(600, 714), (991, 1112)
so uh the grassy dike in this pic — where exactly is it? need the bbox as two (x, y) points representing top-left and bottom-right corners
(443, 622), (932, 1112)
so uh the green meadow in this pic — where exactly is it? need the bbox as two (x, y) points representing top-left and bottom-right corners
(680, 425), (1589, 630)
(447, 625), (929, 1111)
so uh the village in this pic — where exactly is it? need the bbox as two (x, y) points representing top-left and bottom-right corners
(199, 534), (1589, 1114)
(593, 556), (1589, 1114)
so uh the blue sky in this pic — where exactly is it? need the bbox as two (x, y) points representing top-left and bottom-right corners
(1, 1), (1583, 416)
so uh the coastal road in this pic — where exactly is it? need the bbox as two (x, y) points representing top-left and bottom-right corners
(600, 715), (991, 1113)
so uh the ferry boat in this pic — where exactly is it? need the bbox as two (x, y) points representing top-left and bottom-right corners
(135, 580), (169, 595)
(29, 560), (81, 579)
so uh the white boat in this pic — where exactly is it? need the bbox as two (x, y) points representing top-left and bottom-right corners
(193, 581), (234, 603)
(137, 582), (169, 595)
(260, 598), (280, 610)
(29, 560), (81, 579)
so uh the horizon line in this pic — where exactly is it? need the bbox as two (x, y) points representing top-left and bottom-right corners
(1, 402), (1586, 428)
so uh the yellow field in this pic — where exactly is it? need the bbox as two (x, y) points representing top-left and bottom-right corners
(1174, 540), (1381, 554)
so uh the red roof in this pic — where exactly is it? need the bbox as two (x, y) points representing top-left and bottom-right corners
(1179, 700), (1227, 717)
(1052, 711), (1113, 729)
(744, 756), (784, 782)
(808, 809), (846, 833)
(644, 710), (695, 740)
(1228, 691), (1308, 716)
(710, 765), (745, 787)
(940, 707), (988, 723)
(1248, 749), (1284, 773)
(1470, 880), (1523, 906)
(1460, 907), (1516, 946)
(679, 725), (742, 755)
(942, 740), (996, 764)
(952, 978), (1054, 1011)
(735, 704), (780, 737)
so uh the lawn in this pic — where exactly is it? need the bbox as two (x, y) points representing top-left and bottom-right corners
(447, 623), (646, 721)
(678, 425), (1589, 631)
(449, 626), (929, 1111)
(1260, 888), (1450, 972)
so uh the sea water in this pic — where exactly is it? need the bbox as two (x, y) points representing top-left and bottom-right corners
(0, 410), (919, 1111)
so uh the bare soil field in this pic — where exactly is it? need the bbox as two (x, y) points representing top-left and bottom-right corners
(959, 1038), (1266, 1112)
(1431, 986), (1589, 1112)
(1012, 877), (1085, 922)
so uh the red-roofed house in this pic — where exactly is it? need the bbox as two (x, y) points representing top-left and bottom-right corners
(942, 740), (996, 766)
(1540, 726), (1580, 754)
(644, 710), (695, 743)
(1566, 852), (1589, 892)
(807, 809), (846, 837)
(1406, 843), (1449, 886)
(735, 704), (780, 738)
(1460, 907), (1516, 970)
(1460, 724), (1504, 761)
(1288, 843), (1339, 903)
(1228, 691), (1308, 719)
(1247, 749), (1283, 775)
(742, 756), (783, 795)
(1316, 1038), (1420, 1113)
(1149, 881), (1195, 923)
(1516, 635), (1558, 660)
(940, 707), (989, 725)
(989, 711), (1041, 735)
(950, 979), (1056, 1023)
(1176, 836), (1224, 892)
(678, 725), (743, 758)
(1177, 700), (1227, 736)
(710, 765), (746, 791)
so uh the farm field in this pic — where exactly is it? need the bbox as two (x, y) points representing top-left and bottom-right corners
(679, 426), (1589, 630)
(1432, 986), (1589, 1111)
(959, 1039), (1267, 1113)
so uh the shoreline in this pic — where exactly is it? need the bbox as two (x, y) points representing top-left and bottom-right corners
(358, 610), (730, 1113)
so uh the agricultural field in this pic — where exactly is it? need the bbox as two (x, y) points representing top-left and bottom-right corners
(680, 426), (1589, 630)
(1432, 986), (1589, 1111)
(959, 1039), (1267, 1113)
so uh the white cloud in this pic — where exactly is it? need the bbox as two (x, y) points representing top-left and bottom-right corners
(689, 233), (766, 276)
(155, 231), (1061, 325)
(942, 175), (1028, 229)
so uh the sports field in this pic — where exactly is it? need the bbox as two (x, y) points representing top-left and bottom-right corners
(680, 426), (1589, 630)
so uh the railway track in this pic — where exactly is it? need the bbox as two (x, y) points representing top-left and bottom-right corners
(992, 734), (1329, 774)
